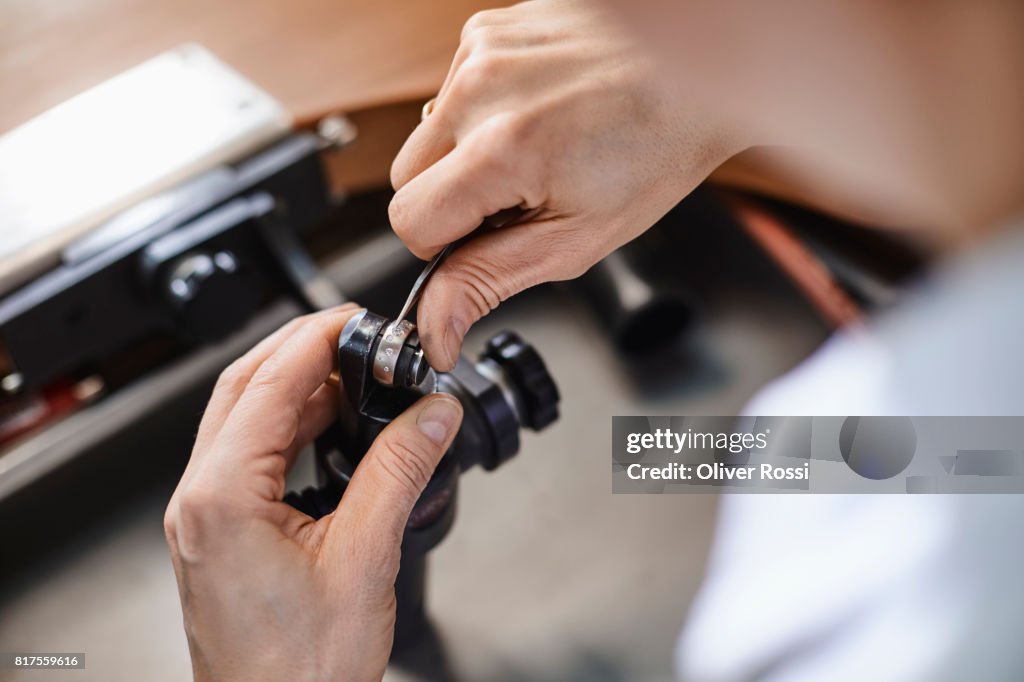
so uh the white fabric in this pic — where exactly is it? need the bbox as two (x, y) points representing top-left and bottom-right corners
(676, 226), (1024, 681)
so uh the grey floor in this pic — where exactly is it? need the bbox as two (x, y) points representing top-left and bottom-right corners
(0, 285), (825, 682)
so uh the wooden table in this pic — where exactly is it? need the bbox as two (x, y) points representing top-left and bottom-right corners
(0, 0), (506, 132)
(0, 0), (505, 196)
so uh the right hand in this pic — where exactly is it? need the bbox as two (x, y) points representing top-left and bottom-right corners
(390, 0), (747, 371)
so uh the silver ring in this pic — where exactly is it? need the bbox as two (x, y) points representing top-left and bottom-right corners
(373, 319), (415, 385)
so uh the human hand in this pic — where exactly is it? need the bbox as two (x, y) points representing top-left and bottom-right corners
(164, 304), (464, 682)
(389, 0), (747, 370)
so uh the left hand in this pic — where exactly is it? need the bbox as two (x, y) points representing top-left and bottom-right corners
(164, 304), (464, 682)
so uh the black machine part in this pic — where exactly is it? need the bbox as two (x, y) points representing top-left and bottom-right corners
(332, 310), (559, 474)
(0, 134), (332, 394)
(574, 241), (695, 356)
(285, 310), (559, 650)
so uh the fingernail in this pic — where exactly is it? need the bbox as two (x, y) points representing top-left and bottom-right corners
(442, 317), (468, 369)
(417, 395), (462, 445)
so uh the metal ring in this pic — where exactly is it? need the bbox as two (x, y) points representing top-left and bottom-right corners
(373, 319), (415, 385)
(421, 97), (437, 122)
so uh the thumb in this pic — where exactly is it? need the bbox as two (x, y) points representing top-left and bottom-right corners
(329, 393), (463, 561)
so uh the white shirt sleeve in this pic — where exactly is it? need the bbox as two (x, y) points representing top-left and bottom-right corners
(676, 227), (1024, 681)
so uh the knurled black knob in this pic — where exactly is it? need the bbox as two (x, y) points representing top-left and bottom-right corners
(163, 250), (259, 343)
(482, 330), (560, 431)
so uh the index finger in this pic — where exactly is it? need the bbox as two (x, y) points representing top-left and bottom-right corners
(390, 105), (455, 192)
(388, 119), (541, 259)
(195, 305), (359, 456)
(212, 310), (358, 469)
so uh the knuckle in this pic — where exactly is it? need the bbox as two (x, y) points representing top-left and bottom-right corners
(245, 366), (286, 397)
(162, 500), (180, 543)
(470, 25), (501, 50)
(453, 53), (503, 98)
(375, 434), (438, 497)
(468, 112), (532, 177)
(276, 315), (309, 336)
(214, 360), (249, 395)
(390, 133), (425, 192)
(263, 408), (303, 454)
(461, 9), (499, 43)
(176, 485), (214, 522)
(388, 192), (411, 240)
(390, 154), (407, 191)
(388, 194), (433, 259)
(348, 539), (403, 600)
(350, 534), (403, 582)
(461, 112), (547, 209)
(545, 229), (596, 281)
(169, 484), (224, 554)
(488, 109), (534, 148)
(556, 255), (592, 281)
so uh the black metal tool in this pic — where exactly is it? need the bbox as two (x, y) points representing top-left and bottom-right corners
(285, 309), (559, 651)
(0, 133), (335, 395)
